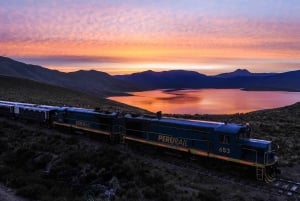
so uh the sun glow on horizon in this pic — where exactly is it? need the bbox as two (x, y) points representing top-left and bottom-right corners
(43, 62), (231, 75)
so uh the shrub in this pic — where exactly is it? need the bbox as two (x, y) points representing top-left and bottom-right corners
(16, 184), (48, 200)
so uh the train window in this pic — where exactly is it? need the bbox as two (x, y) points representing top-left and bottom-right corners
(219, 135), (230, 144)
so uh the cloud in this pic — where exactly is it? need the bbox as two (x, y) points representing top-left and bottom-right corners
(1, 1), (300, 49)
(1, 0), (300, 74)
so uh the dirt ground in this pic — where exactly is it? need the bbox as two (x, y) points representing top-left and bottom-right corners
(281, 164), (300, 180)
(0, 185), (28, 201)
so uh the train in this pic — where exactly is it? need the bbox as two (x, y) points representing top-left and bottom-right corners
(0, 100), (279, 182)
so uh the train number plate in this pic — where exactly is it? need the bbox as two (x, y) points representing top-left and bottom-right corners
(219, 147), (230, 154)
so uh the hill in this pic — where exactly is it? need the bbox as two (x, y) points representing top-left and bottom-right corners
(0, 75), (146, 113)
(115, 69), (300, 91)
(0, 56), (141, 97)
(0, 101), (299, 201)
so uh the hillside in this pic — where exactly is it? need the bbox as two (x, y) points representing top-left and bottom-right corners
(0, 56), (141, 97)
(0, 102), (299, 201)
(0, 75), (146, 113)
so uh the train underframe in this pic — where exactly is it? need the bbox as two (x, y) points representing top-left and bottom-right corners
(124, 137), (281, 183)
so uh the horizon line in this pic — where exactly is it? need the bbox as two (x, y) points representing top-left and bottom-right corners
(1, 55), (297, 76)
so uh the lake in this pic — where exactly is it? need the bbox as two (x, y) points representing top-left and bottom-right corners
(108, 89), (300, 114)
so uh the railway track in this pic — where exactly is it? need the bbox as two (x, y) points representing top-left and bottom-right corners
(270, 178), (300, 196)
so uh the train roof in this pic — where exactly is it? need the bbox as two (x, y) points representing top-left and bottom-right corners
(0, 102), (14, 107)
(214, 123), (244, 134)
(59, 107), (118, 116)
(37, 105), (64, 110)
(240, 138), (271, 149)
(161, 118), (223, 128)
(0, 100), (36, 106)
(125, 115), (244, 134)
(18, 105), (53, 112)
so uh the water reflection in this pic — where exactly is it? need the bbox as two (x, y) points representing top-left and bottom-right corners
(108, 89), (300, 114)
(157, 90), (201, 103)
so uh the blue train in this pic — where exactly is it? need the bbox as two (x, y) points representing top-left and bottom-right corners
(0, 100), (279, 182)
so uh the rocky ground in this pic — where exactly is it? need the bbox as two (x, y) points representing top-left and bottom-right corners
(0, 185), (28, 201)
(0, 102), (299, 201)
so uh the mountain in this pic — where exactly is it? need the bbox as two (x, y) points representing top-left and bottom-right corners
(243, 70), (300, 91)
(115, 69), (300, 91)
(0, 56), (140, 97)
(1, 56), (299, 94)
(115, 70), (222, 89)
(215, 69), (278, 78)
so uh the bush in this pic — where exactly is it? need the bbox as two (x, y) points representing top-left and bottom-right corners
(65, 136), (79, 145)
(32, 153), (53, 169)
(0, 165), (11, 180)
(197, 189), (221, 201)
(16, 184), (48, 200)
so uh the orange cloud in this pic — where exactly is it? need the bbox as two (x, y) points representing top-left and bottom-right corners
(1, 1), (300, 74)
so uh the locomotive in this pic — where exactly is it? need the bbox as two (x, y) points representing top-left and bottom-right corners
(0, 100), (279, 182)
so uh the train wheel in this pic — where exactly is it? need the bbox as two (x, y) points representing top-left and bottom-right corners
(264, 172), (275, 183)
(264, 166), (276, 183)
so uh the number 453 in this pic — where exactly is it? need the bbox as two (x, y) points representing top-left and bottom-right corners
(219, 147), (230, 154)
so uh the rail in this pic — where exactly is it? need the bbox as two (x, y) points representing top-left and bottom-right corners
(270, 178), (300, 196)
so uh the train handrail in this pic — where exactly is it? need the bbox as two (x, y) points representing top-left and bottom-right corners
(264, 151), (276, 165)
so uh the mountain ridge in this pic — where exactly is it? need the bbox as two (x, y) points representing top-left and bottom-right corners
(115, 69), (300, 91)
(215, 68), (278, 78)
(0, 56), (141, 97)
(1, 56), (299, 94)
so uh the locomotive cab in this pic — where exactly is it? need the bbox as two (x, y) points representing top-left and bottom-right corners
(237, 125), (279, 181)
(237, 126), (278, 166)
(213, 123), (279, 181)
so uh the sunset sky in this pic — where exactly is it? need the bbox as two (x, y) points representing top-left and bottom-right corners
(1, 0), (300, 75)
